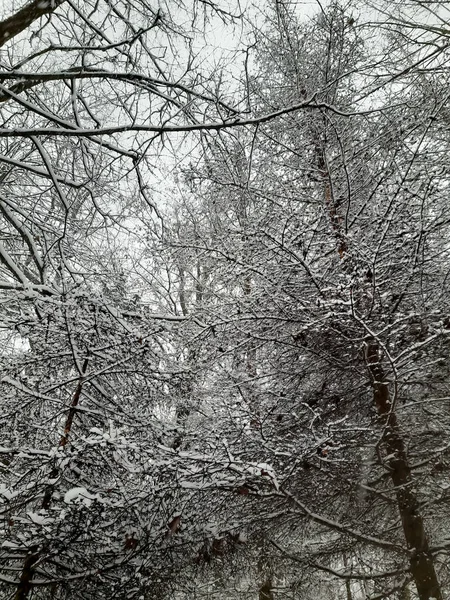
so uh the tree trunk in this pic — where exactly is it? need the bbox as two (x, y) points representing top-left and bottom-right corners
(343, 553), (353, 600)
(14, 547), (39, 600)
(259, 578), (274, 600)
(0, 0), (66, 48)
(15, 359), (89, 599)
(366, 341), (442, 600)
(317, 131), (442, 600)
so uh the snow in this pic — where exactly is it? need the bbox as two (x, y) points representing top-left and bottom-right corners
(27, 512), (54, 525)
(237, 532), (248, 543)
(1, 540), (19, 549)
(64, 487), (99, 507)
(0, 484), (14, 500)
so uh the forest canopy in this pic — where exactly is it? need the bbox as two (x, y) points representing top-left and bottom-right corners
(1, 1), (450, 599)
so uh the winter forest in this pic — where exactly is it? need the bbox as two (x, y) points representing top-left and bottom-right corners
(2, 0), (450, 599)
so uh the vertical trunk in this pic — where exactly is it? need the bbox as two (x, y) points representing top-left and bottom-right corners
(345, 580), (353, 600)
(16, 359), (89, 599)
(366, 341), (442, 600)
(259, 578), (273, 600)
(243, 273), (259, 428)
(195, 261), (203, 305)
(317, 131), (442, 600)
(14, 547), (39, 600)
(343, 554), (353, 600)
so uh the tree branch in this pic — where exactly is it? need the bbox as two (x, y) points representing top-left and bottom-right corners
(0, 0), (66, 48)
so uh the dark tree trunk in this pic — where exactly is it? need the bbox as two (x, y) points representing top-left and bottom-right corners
(259, 578), (274, 600)
(366, 341), (442, 600)
(0, 0), (66, 48)
(14, 547), (39, 600)
(15, 359), (89, 599)
(317, 131), (442, 600)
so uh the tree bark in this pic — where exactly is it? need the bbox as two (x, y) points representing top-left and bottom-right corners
(14, 547), (39, 600)
(16, 358), (89, 599)
(366, 341), (442, 600)
(316, 127), (442, 600)
(0, 0), (66, 48)
(259, 578), (274, 600)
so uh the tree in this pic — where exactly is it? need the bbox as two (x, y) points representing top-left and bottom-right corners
(159, 2), (450, 598)
(4, 0), (450, 599)
(0, 0), (248, 598)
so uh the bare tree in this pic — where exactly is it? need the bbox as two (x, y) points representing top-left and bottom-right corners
(0, 1), (248, 598)
(4, 0), (450, 599)
(158, 2), (450, 599)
